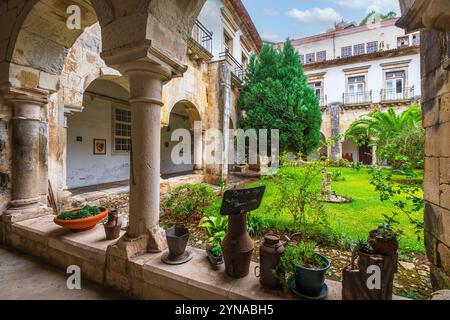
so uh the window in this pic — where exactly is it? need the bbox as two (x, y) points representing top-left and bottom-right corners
(305, 53), (315, 64)
(397, 36), (410, 48)
(299, 54), (305, 64)
(385, 71), (406, 100)
(412, 33), (420, 46)
(317, 51), (327, 62)
(346, 76), (366, 104)
(308, 82), (322, 98)
(224, 32), (233, 53)
(341, 46), (352, 58)
(113, 107), (132, 153)
(353, 43), (365, 56)
(367, 41), (378, 54)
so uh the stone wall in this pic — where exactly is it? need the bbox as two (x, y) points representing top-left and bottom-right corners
(421, 29), (450, 289)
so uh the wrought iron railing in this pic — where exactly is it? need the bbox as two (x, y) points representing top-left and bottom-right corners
(380, 86), (415, 102)
(343, 91), (372, 105)
(220, 50), (244, 82)
(319, 95), (327, 107)
(191, 20), (213, 53)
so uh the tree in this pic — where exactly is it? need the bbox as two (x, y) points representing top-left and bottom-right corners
(345, 105), (423, 167)
(238, 40), (322, 155)
(360, 11), (397, 25)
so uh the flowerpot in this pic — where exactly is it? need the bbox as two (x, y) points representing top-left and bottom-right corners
(294, 253), (330, 297)
(54, 207), (108, 232)
(103, 209), (122, 240)
(206, 248), (224, 268)
(369, 229), (398, 256)
(161, 225), (193, 265)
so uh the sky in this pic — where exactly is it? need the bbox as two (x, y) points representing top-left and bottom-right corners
(241, 0), (401, 43)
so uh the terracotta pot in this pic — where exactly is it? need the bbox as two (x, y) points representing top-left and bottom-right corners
(368, 229), (398, 256)
(54, 207), (108, 232)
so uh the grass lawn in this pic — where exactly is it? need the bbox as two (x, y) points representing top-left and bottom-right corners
(206, 167), (425, 253)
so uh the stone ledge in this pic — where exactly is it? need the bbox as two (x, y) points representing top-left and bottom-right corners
(5, 215), (407, 300)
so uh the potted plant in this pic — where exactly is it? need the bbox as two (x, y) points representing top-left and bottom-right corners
(54, 205), (108, 232)
(206, 239), (224, 267)
(369, 223), (400, 256)
(273, 241), (330, 297)
(199, 215), (227, 268)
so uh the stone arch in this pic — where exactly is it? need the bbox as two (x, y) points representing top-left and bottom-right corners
(60, 25), (129, 111)
(166, 99), (202, 130)
(5, 0), (115, 77)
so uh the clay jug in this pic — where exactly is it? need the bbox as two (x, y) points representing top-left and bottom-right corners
(104, 209), (122, 240)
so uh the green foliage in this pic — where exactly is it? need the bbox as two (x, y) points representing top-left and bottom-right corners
(360, 11), (397, 25)
(238, 40), (322, 155)
(271, 156), (328, 231)
(162, 183), (216, 216)
(199, 215), (228, 256)
(273, 241), (325, 292)
(247, 212), (267, 237)
(379, 125), (425, 169)
(330, 169), (345, 182)
(345, 105), (423, 167)
(368, 159), (424, 241)
(58, 205), (101, 220)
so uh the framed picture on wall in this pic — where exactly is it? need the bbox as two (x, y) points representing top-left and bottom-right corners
(93, 139), (106, 155)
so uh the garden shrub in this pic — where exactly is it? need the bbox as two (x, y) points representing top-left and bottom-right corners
(162, 183), (216, 216)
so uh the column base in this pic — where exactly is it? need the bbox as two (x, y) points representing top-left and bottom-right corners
(3, 203), (51, 224)
(110, 225), (168, 259)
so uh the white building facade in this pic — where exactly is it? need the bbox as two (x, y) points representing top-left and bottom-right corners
(274, 18), (421, 165)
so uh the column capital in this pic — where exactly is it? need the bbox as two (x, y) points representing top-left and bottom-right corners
(1, 85), (49, 105)
(100, 40), (188, 80)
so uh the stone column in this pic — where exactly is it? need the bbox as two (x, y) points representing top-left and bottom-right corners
(119, 60), (172, 253)
(193, 127), (204, 172)
(220, 61), (232, 183)
(329, 102), (342, 163)
(4, 87), (49, 222)
(371, 145), (377, 166)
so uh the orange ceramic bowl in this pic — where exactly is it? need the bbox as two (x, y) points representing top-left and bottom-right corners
(54, 207), (109, 232)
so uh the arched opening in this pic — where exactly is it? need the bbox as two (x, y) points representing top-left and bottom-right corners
(161, 101), (201, 178)
(66, 78), (130, 189)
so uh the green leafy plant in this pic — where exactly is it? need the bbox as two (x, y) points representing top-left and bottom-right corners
(246, 213), (266, 237)
(58, 205), (102, 220)
(162, 183), (216, 216)
(330, 169), (345, 182)
(199, 215), (228, 257)
(272, 154), (328, 231)
(273, 241), (325, 292)
(368, 164), (423, 241)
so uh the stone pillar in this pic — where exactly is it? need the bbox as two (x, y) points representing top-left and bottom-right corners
(119, 60), (172, 254)
(193, 128), (204, 172)
(329, 102), (342, 163)
(4, 87), (49, 222)
(372, 145), (378, 166)
(220, 61), (232, 182)
(397, 0), (450, 290)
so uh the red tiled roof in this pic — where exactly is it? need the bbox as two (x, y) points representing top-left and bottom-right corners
(228, 0), (262, 51)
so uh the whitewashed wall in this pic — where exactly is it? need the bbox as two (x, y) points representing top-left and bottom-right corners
(66, 99), (130, 189)
(306, 53), (421, 103)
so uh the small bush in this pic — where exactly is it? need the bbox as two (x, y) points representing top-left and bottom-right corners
(162, 183), (216, 216)
(247, 213), (267, 237)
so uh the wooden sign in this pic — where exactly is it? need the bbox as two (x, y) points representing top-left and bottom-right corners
(220, 186), (266, 216)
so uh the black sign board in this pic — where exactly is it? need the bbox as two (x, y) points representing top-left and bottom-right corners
(220, 186), (266, 216)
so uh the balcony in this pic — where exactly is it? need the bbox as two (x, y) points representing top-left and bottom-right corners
(343, 91), (372, 106)
(381, 86), (415, 102)
(318, 95), (327, 108)
(220, 50), (245, 82)
(188, 20), (214, 63)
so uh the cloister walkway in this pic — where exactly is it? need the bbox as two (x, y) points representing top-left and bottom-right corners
(0, 246), (124, 300)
